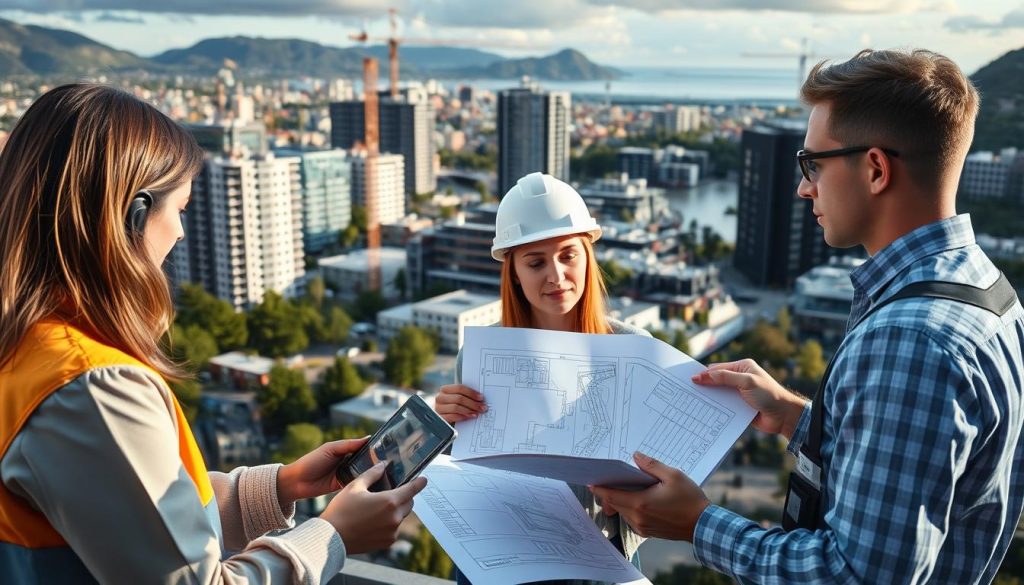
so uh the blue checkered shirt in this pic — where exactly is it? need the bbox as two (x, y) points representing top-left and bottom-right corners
(693, 215), (1024, 583)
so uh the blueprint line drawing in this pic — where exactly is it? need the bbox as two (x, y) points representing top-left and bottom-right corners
(453, 326), (757, 487)
(414, 456), (645, 585)
(464, 348), (733, 473)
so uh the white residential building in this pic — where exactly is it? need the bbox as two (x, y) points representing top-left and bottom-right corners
(318, 247), (407, 302)
(171, 152), (304, 310)
(377, 290), (502, 354)
(330, 384), (437, 427)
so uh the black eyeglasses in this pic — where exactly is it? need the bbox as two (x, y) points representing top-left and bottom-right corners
(796, 146), (900, 182)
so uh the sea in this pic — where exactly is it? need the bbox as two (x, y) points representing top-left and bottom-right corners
(440, 65), (801, 105)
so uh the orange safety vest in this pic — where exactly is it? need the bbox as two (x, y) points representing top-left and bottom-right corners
(0, 321), (217, 581)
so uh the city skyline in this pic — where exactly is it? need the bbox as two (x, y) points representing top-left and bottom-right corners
(0, 1), (1020, 74)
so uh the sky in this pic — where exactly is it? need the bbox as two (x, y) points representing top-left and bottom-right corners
(1, 0), (1021, 74)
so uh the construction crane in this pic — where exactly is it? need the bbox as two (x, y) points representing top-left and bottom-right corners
(742, 38), (820, 95)
(362, 57), (382, 293)
(349, 9), (526, 293)
(349, 7), (529, 99)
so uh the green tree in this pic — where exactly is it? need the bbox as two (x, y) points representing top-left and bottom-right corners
(258, 365), (317, 434)
(273, 423), (324, 464)
(168, 323), (219, 370)
(351, 204), (367, 232)
(394, 268), (408, 301)
(298, 302), (327, 344)
(306, 276), (326, 310)
(353, 289), (387, 321)
(776, 306), (793, 340)
(339, 224), (360, 248)
(176, 283), (248, 350)
(403, 525), (453, 579)
(672, 328), (691, 355)
(318, 357), (367, 413)
(474, 181), (494, 203)
(651, 330), (671, 344)
(248, 291), (310, 358)
(796, 340), (827, 382)
(321, 306), (354, 344)
(598, 259), (633, 296)
(742, 320), (794, 369)
(324, 420), (377, 441)
(170, 379), (202, 423)
(383, 326), (437, 388)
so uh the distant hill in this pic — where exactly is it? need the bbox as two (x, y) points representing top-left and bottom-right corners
(153, 37), (367, 77)
(971, 47), (1024, 151)
(0, 17), (146, 75)
(0, 17), (621, 82)
(362, 45), (504, 70)
(447, 48), (624, 80)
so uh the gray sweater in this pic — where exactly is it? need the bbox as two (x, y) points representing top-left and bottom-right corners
(453, 318), (649, 565)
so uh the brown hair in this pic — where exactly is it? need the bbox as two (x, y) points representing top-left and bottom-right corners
(500, 236), (612, 334)
(0, 83), (204, 378)
(800, 49), (980, 191)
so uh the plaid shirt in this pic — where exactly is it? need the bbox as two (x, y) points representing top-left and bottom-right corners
(693, 215), (1024, 584)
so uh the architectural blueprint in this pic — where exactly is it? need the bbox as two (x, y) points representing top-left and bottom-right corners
(452, 326), (757, 487)
(414, 455), (649, 585)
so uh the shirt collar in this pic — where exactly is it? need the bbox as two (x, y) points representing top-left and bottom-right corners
(849, 214), (976, 300)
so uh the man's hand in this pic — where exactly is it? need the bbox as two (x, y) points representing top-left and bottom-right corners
(277, 437), (369, 505)
(589, 452), (710, 542)
(692, 359), (808, 440)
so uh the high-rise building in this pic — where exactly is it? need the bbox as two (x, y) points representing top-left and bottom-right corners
(350, 152), (406, 225)
(407, 211), (500, 297)
(329, 88), (436, 197)
(733, 121), (847, 288)
(171, 153), (305, 310)
(497, 82), (570, 195)
(275, 149), (352, 256)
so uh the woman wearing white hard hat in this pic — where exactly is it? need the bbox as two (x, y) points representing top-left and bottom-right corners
(435, 172), (647, 583)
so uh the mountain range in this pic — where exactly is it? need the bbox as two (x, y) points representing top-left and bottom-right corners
(0, 18), (622, 81)
(970, 47), (1024, 152)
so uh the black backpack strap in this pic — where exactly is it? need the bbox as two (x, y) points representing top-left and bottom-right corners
(783, 272), (1019, 531)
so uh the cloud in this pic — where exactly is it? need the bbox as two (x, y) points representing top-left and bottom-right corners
(944, 8), (1024, 33)
(0, 1), (396, 18)
(94, 10), (145, 24)
(585, 0), (946, 14)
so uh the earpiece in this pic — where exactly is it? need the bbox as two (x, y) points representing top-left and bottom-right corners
(126, 190), (152, 237)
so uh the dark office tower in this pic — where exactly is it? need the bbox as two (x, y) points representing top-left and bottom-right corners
(497, 82), (570, 196)
(733, 121), (841, 288)
(329, 88), (436, 197)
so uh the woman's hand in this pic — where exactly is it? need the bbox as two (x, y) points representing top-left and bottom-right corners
(320, 462), (428, 554)
(277, 437), (368, 506)
(434, 384), (487, 424)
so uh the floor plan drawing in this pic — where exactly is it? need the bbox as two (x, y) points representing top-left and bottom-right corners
(453, 326), (757, 487)
(414, 456), (647, 585)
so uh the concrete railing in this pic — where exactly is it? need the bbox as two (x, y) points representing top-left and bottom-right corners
(328, 559), (455, 585)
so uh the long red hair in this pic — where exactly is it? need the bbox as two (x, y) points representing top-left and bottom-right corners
(500, 236), (611, 334)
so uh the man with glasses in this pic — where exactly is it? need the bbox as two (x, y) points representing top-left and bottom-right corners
(592, 48), (1024, 583)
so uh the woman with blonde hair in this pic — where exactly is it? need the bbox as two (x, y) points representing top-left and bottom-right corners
(0, 84), (424, 584)
(434, 171), (647, 584)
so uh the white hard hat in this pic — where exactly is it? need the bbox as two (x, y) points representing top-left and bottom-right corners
(491, 172), (601, 261)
